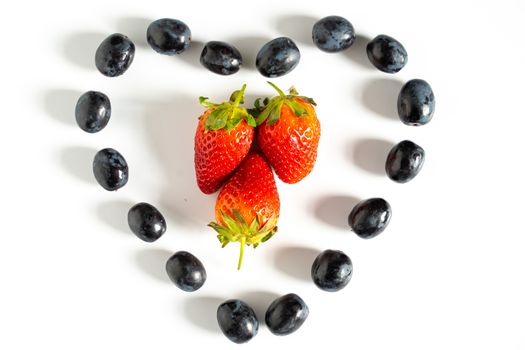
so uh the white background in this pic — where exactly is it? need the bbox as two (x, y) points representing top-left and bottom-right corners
(1, 0), (524, 348)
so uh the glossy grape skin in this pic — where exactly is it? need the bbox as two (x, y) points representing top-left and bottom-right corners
(397, 79), (435, 126)
(256, 37), (300, 78)
(165, 251), (206, 292)
(92, 148), (128, 191)
(348, 198), (391, 239)
(311, 250), (353, 292)
(386, 140), (425, 183)
(200, 41), (242, 75)
(146, 18), (191, 55)
(95, 33), (135, 77)
(366, 34), (407, 73)
(74, 91), (111, 133)
(217, 300), (259, 344)
(312, 15), (355, 53)
(127, 202), (166, 242)
(265, 293), (309, 335)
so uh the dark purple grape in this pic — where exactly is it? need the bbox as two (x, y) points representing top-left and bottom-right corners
(127, 202), (166, 242)
(95, 33), (135, 77)
(311, 250), (353, 292)
(366, 34), (407, 73)
(217, 300), (259, 344)
(200, 41), (242, 75)
(165, 251), (206, 292)
(92, 148), (128, 191)
(348, 198), (391, 239)
(75, 91), (111, 133)
(312, 15), (355, 53)
(386, 140), (425, 183)
(256, 37), (300, 78)
(265, 293), (309, 335)
(397, 79), (435, 126)
(146, 18), (191, 55)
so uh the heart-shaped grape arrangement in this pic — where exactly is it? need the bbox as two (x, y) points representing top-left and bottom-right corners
(75, 15), (435, 344)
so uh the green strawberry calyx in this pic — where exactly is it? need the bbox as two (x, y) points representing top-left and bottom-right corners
(252, 82), (317, 126)
(208, 209), (278, 270)
(199, 84), (257, 131)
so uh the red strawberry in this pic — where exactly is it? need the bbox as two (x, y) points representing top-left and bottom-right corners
(255, 82), (320, 184)
(194, 84), (256, 194)
(209, 151), (280, 269)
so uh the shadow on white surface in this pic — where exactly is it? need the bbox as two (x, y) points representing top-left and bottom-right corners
(135, 248), (173, 284)
(361, 78), (404, 120)
(42, 88), (81, 127)
(275, 14), (317, 46)
(238, 290), (280, 324)
(115, 16), (151, 48)
(177, 40), (206, 70)
(313, 194), (361, 229)
(230, 35), (272, 70)
(272, 246), (320, 281)
(96, 200), (135, 235)
(142, 94), (215, 229)
(344, 34), (375, 71)
(350, 138), (394, 175)
(63, 32), (106, 70)
(60, 146), (97, 184)
(183, 296), (223, 333)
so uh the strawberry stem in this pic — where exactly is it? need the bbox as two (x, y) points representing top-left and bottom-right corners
(202, 84), (256, 130)
(238, 237), (246, 270)
(267, 81), (286, 98)
(233, 84), (247, 108)
(209, 212), (279, 269)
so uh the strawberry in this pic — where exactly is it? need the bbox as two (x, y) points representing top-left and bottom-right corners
(209, 151), (280, 269)
(254, 82), (320, 184)
(194, 84), (256, 194)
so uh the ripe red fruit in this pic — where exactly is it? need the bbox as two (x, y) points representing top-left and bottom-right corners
(209, 151), (280, 269)
(255, 82), (320, 184)
(194, 84), (256, 194)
